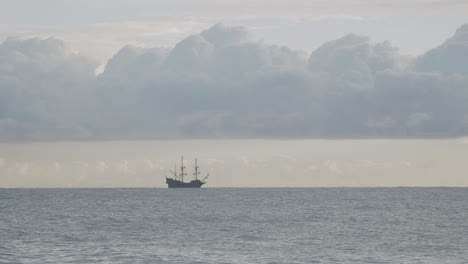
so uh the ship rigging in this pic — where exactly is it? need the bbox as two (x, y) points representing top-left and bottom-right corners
(165, 156), (209, 188)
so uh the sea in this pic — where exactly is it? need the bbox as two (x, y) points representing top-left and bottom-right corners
(1, 188), (467, 264)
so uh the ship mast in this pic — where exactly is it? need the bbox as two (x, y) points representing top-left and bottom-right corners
(180, 156), (186, 182)
(193, 158), (200, 180)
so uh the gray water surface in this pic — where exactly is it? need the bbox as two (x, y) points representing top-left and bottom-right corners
(1, 188), (467, 263)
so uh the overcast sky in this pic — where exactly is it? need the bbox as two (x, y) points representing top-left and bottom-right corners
(1, 1), (468, 187)
(0, 3), (467, 141)
(2, 139), (468, 188)
(1, 0), (467, 61)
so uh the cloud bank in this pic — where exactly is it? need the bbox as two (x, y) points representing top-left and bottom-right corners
(1, 23), (468, 141)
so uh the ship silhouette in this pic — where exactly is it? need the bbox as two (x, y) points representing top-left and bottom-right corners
(165, 156), (209, 188)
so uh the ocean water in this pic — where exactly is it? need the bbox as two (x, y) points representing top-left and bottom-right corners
(1, 188), (467, 263)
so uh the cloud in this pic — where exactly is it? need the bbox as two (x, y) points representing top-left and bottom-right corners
(53, 161), (61, 172)
(0, 37), (97, 140)
(308, 34), (402, 91)
(1, 23), (468, 141)
(323, 160), (343, 175)
(414, 24), (468, 74)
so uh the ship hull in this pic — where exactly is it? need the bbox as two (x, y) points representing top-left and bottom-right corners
(166, 178), (205, 188)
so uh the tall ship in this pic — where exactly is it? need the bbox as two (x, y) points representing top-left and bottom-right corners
(165, 156), (209, 188)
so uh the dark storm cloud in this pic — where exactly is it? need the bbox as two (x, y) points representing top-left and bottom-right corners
(1, 23), (468, 141)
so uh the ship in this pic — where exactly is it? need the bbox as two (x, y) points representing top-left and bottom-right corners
(165, 156), (209, 188)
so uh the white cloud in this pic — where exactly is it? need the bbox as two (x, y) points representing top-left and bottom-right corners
(96, 161), (110, 173)
(1, 23), (468, 141)
(323, 160), (343, 175)
(7, 162), (31, 176)
(53, 161), (61, 172)
(116, 160), (130, 175)
(414, 24), (468, 74)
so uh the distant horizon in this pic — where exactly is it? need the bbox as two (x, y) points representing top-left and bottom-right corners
(3, 186), (468, 189)
(2, 139), (468, 188)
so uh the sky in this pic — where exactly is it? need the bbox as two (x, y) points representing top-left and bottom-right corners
(0, 0), (468, 140)
(2, 139), (468, 188)
(1, 1), (467, 62)
(1, 1), (468, 187)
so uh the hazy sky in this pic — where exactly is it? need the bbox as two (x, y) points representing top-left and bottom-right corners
(1, 1), (468, 187)
(2, 139), (468, 188)
(1, 0), (467, 61)
(1, 1), (468, 140)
